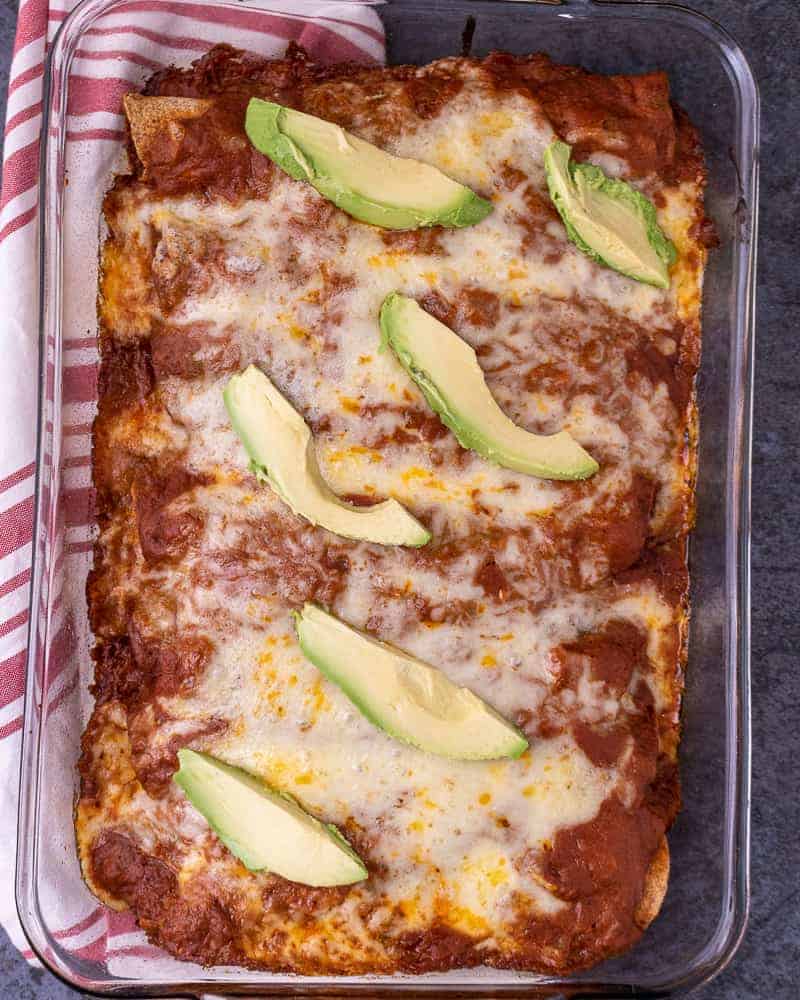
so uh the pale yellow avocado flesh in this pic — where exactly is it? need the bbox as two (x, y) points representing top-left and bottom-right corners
(294, 603), (528, 760)
(543, 140), (675, 288)
(279, 108), (471, 215)
(224, 366), (430, 547)
(571, 178), (664, 281)
(245, 99), (492, 230)
(380, 295), (598, 481)
(173, 750), (367, 886)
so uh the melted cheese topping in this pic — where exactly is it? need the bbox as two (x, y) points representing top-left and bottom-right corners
(82, 64), (704, 974)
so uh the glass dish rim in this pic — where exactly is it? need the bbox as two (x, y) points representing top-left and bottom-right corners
(16, 0), (757, 995)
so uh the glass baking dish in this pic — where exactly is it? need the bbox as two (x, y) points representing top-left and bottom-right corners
(17, 0), (757, 995)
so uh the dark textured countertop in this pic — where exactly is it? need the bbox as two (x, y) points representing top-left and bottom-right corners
(0, 0), (797, 996)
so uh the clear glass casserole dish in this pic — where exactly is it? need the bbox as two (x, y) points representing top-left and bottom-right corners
(17, 0), (757, 995)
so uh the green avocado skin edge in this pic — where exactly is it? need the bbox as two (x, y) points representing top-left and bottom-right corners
(244, 98), (492, 231)
(544, 140), (677, 289)
(243, 99), (311, 182)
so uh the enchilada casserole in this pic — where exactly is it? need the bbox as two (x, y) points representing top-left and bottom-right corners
(77, 44), (711, 975)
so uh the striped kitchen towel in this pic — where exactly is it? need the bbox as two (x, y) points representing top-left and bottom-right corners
(0, 0), (384, 970)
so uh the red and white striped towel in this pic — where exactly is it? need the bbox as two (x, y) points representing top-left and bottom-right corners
(0, 0), (384, 971)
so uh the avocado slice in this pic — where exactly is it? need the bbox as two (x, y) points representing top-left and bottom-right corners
(379, 294), (598, 481)
(224, 365), (430, 547)
(294, 603), (528, 761)
(245, 98), (492, 230)
(544, 140), (677, 289)
(173, 749), (367, 886)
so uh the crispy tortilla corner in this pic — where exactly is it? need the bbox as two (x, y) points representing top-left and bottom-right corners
(123, 93), (211, 171)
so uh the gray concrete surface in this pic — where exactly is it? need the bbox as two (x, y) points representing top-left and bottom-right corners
(0, 0), (797, 996)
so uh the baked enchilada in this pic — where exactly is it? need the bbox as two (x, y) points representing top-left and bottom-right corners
(78, 44), (711, 974)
